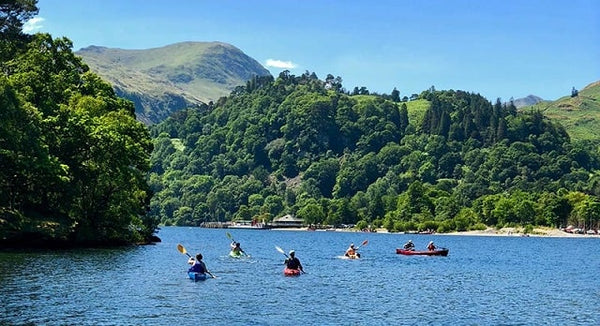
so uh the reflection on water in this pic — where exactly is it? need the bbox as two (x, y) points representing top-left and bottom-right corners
(1, 227), (599, 325)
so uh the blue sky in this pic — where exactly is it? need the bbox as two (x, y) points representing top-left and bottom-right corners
(26, 0), (599, 101)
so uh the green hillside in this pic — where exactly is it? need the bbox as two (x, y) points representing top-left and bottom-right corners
(77, 42), (271, 124)
(147, 72), (600, 232)
(527, 81), (600, 143)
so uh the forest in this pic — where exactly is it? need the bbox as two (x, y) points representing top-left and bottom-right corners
(149, 71), (600, 233)
(3, 2), (600, 247)
(0, 1), (158, 246)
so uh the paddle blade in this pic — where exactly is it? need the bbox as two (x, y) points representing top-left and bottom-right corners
(361, 239), (369, 246)
(226, 232), (233, 240)
(275, 246), (285, 254)
(177, 244), (191, 257)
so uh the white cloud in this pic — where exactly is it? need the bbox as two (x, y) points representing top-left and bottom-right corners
(265, 59), (297, 69)
(23, 17), (45, 33)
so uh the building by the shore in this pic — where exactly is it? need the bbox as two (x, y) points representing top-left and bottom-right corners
(271, 214), (304, 228)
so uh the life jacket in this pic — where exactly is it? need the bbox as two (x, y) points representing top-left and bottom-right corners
(188, 262), (205, 273)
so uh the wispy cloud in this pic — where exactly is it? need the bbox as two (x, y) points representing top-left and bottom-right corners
(265, 59), (297, 69)
(23, 17), (45, 33)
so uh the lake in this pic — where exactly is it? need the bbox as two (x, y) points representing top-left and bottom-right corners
(1, 227), (599, 325)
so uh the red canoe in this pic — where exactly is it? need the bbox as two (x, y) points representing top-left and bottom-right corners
(396, 248), (449, 256)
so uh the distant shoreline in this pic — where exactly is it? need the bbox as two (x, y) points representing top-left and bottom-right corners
(273, 226), (598, 238)
(445, 227), (597, 238)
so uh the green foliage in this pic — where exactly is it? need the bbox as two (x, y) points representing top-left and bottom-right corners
(148, 69), (600, 233)
(1, 31), (156, 246)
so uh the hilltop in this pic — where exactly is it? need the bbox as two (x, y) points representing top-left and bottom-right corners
(525, 81), (600, 143)
(77, 42), (271, 124)
(511, 95), (545, 108)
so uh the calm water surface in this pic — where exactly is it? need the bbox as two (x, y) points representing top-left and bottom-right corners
(1, 227), (599, 325)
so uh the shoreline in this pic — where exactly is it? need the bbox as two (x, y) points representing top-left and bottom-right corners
(445, 227), (597, 238)
(274, 226), (598, 238)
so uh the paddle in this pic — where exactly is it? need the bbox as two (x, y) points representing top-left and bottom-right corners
(356, 239), (368, 249)
(346, 239), (367, 258)
(177, 243), (216, 278)
(177, 243), (192, 258)
(275, 245), (288, 258)
(226, 232), (248, 256)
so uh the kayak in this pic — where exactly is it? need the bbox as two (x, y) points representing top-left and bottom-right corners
(342, 254), (360, 259)
(188, 272), (208, 281)
(283, 267), (301, 276)
(229, 251), (243, 258)
(396, 248), (449, 256)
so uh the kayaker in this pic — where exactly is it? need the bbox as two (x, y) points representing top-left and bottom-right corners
(403, 240), (415, 251)
(345, 243), (360, 258)
(427, 241), (436, 251)
(188, 253), (215, 278)
(284, 250), (304, 273)
(230, 241), (246, 256)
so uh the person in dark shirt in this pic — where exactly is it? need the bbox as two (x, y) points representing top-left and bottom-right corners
(284, 250), (304, 273)
(403, 240), (415, 251)
(188, 253), (215, 278)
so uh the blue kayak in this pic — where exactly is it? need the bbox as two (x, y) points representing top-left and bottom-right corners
(188, 272), (207, 281)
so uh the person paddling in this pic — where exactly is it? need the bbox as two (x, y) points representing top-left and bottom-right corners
(403, 240), (415, 251)
(427, 241), (436, 251)
(230, 241), (246, 256)
(188, 253), (215, 278)
(345, 243), (360, 258)
(284, 250), (304, 273)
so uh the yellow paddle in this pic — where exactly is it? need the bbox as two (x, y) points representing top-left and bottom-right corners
(177, 243), (191, 258)
(177, 243), (216, 278)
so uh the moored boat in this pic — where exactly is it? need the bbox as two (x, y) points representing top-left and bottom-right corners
(188, 272), (208, 281)
(283, 267), (301, 276)
(396, 248), (449, 256)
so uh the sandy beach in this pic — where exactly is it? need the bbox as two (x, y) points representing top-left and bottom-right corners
(445, 227), (597, 238)
(293, 226), (598, 238)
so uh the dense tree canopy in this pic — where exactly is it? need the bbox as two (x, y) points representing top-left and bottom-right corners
(149, 71), (600, 232)
(1, 2), (156, 245)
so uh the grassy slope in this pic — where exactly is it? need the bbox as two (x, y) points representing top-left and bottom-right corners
(351, 95), (430, 127)
(526, 81), (600, 142)
(404, 99), (430, 127)
(77, 42), (271, 124)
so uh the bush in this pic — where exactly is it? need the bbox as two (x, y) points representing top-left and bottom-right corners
(355, 220), (369, 230)
(469, 222), (487, 231)
(437, 220), (456, 233)
(393, 221), (406, 232)
(419, 220), (439, 232)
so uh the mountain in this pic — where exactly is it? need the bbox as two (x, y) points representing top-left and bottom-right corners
(77, 42), (272, 124)
(511, 95), (545, 108)
(525, 81), (600, 142)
